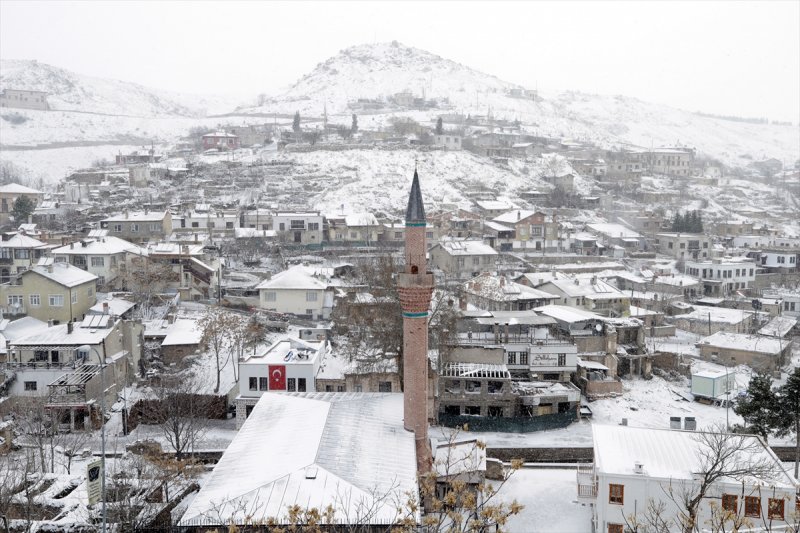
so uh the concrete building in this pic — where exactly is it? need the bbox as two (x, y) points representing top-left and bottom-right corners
(429, 239), (498, 280)
(580, 425), (797, 533)
(1, 261), (97, 323)
(685, 257), (757, 296)
(272, 211), (324, 247)
(255, 264), (334, 319)
(460, 273), (558, 312)
(51, 235), (145, 288)
(235, 336), (328, 428)
(0, 232), (50, 283)
(654, 232), (712, 260)
(0, 89), (48, 111)
(0, 183), (44, 225)
(645, 147), (695, 177)
(99, 210), (173, 245)
(201, 131), (239, 150)
(696, 331), (792, 371)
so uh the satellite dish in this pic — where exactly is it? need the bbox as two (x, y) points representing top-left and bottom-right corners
(595, 324), (603, 332)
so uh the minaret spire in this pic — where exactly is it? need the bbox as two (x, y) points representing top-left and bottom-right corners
(397, 167), (434, 475)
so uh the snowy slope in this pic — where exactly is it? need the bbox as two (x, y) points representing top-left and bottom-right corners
(0, 59), (239, 117)
(241, 42), (799, 167)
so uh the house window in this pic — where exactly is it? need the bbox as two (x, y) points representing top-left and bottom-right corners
(768, 498), (784, 520)
(130, 224), (139, 232)
(558, 353), (566, 366)
(308, 222), (319, 231)
(745, 496), (761, 517)
(150, 224), (159, 231)
(608, 525), (623, 533)
(265, 291), (276, 302)
(88, 287), (93, 297)
(71, 292), (78, 304)
(457, 257), (465, 267)
(29, 294), (40, 307)
(91, 257), (104, 267)
(287, 378), (296, 392)
(249, 377), (257, 391)
(306, 291), (318, 302)
(609, 483), (624, 505)
(7, 295), (23, 307)
(112, 224), (122, 232)
(337, 385), (344, 392)
(507, 352), (516, 365)
(722, 494), (737, 512)
(378, 381), (392, 392)
(354, 384), (363, 392)
(464, 405), (480, 415)
(290, 220), (304, 230)
(49, 294), (64, 307)
(24, 381), (37, 391)
(519, 351), (528, 365)
(297, 378), (306, 392)
(259, 377), (268, 391)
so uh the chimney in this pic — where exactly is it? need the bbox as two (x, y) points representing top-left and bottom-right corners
(124, 209), (129, 219)
(670, 416), (682, 429)
(504, 323), (509, 343)
(103, 301), (109, 315)
(70, 242), (74, 249)
(634, 461), (644, 474)
(493, 322), (500, 343)
(47, 263), (53, 273)
(67, 321), (73, 334)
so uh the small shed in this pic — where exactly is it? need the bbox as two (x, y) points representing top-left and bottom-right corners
(690, 368), (734, 401)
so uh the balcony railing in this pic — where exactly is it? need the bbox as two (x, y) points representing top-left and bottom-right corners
(577, 464), (597, 498)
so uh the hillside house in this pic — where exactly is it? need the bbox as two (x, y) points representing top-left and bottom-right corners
(1, 262), (97, 323)
(460, 273), (558, 312)
(142, 242), (217, 301)
(493, 210), (561, 252)
(654, 233), (712, 260)
(429, 240), (498, 280)
(100, 210), (173, 245)
(434, 133), (462, 150)
(696, 331), (792, 371)
(685, 257), (757, 296)
(537, 276), (630, 317)
(0, 232), (50, 283)
(255, 265), (334, 319)
(0, 89), (48, 111)
(51, 236), (145, 288)
(0, 183), (44, 225)
(272, 211), (324, 246)
(201, 131), (239, 150)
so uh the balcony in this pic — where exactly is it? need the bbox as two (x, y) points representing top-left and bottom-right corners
(577, 464), (597, 498)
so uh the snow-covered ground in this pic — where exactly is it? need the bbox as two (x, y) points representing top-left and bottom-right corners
(496, 467), (593, 533)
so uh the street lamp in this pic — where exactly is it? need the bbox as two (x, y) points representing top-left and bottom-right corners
(79, 344), (107, 533)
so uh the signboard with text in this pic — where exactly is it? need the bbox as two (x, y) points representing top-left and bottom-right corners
(86, 459), (102, 506)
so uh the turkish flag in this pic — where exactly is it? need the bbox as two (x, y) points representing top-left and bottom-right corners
(269, 365), (286, 390)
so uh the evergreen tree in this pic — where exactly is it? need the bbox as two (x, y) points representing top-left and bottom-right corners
(733, 372), (779, 440)
(671, 212), (683, 232)
(292, 111), (301, 133)
(351, 113), (358, 133)
(11, 195), (35, 224)
(775, 368), (800, 478)
(435, 117), (444, 135)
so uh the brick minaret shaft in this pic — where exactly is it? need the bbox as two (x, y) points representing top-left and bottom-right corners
(397, 169), (434, 474)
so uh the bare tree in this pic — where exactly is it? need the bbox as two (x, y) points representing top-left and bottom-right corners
(198, 306), (236, 394)
(660, 427), (780, 533)
(148, 372), (213, 461)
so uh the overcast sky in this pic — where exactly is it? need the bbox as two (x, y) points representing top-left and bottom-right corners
(1, 0), (798, 122)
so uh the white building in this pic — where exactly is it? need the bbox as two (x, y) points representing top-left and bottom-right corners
(686, 257), (757, 296)
(255, 265), (334, 319)
(235, 336), (328, 427)
(433, 133), (462, 150)
(429, 240), (498, 279)
(51, 235), (145, 287)
(581, 425), (797, 533)
(272, 212), (324, 246)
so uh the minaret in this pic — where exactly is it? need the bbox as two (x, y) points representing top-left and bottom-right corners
(397, 168), (434, 474)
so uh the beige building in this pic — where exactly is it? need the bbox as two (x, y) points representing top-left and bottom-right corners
(1, 262), (97, 323)
(696, 331), (792, 371)
(0, 183), (44, 225)
(429, 240), (498, 280)
(99, 210), (173, 245)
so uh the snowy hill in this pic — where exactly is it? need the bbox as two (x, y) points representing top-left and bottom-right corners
(0, 59), (239, 117)
(242, 41), (799, 167)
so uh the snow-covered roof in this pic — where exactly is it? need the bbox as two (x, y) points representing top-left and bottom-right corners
(51, 236), (143, 256)
(697, 332), (786, 355)
(0, 233), (49, 249)
(483, 220), (514, 232)
(436, 240), (498, 256)
(12, 322), (116, 348)
(179, 392), (418, 527)
(102, 210), (168, 222)
(534, 304), (603, 324)
(492, 209), (537, 224)
(27, 262), (98, 288)
(476, 200), (516, 211)
(0, 183), (42, 194)
(160, 319), (203, 347)
(586, 223), (641, 239)
(542, 277), (624, 299)
(88, 297), (136, 316)
(243, 337), (325, 365)
(255, 265), (329, 290)
(344, 213), (379, 227)
(758, 316), (797, 338)
(462, 273), (558, 303)
(673, 306), (759, 324)
(593, 425), (795, 487)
